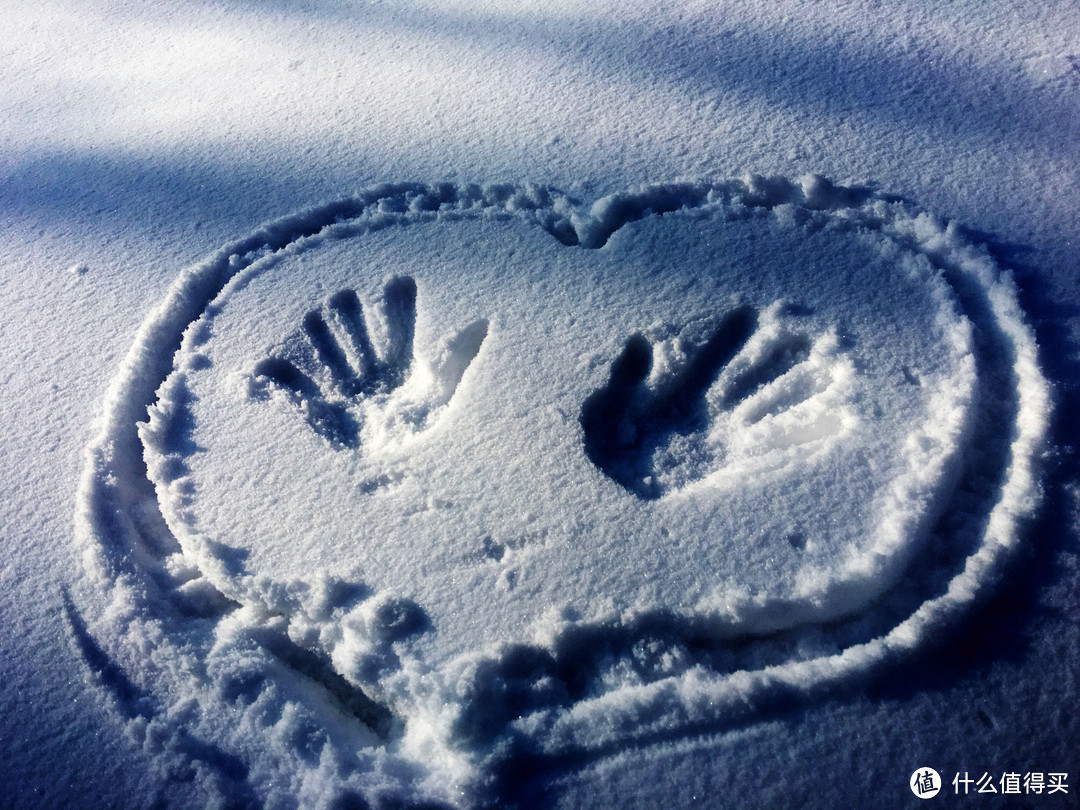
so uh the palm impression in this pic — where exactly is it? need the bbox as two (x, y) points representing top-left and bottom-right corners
(583, 301), (855, 499)
(73, 180), (1048, 809)
(251, 277), (487, 454)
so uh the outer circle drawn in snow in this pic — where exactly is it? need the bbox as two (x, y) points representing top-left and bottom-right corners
(74, 178), (1048, 807)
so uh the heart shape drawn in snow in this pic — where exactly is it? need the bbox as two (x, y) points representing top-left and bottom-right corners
(70, 177), (1049, 809)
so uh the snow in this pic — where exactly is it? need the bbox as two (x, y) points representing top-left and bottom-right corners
(3, 2), (1079, 809)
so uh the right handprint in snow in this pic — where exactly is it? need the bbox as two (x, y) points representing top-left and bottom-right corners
(581, 302), (856, 499)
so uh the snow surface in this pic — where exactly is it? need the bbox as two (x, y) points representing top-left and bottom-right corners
(3, 2), (1080, 809)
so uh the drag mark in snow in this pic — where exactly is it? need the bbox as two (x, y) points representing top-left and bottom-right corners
(69, 177), (1050, 809)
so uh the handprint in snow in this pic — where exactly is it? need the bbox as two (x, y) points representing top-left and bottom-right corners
(581, 302), (856, 499)
(251, 276), (487, 453)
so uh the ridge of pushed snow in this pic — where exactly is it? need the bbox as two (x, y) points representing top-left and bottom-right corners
(70, 176), (1049, 809)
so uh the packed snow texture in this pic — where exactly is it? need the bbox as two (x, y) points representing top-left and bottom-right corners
(70, 178), (1048, 808)
(6, 1), (1080, 808)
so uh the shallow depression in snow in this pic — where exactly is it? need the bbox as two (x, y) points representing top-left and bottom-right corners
(73, 178), (1048, 809)
(171, 206), (967, 658)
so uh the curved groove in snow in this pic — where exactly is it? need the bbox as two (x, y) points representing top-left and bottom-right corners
(70, 176), (1049, 808)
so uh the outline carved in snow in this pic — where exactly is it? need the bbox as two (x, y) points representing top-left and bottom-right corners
(68, 177), (1049, 809)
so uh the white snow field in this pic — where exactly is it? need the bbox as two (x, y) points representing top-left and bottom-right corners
(3, 2), (1080, 809)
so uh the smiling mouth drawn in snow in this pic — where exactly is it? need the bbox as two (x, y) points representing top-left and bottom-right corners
(69, 177), (1049, 809)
